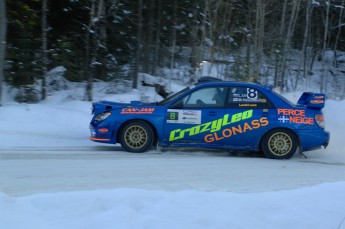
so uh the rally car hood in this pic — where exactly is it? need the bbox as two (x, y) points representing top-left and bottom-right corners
(92, 100), (152, 114)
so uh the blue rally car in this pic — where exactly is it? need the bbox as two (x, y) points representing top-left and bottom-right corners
(90, 78), (330, 159)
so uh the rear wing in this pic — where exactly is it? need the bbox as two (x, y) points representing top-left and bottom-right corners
(297, 92), (325, 110)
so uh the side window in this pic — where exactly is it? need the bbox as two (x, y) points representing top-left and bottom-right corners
(171, 87), (227, 108)
(227, 86), (273, 109)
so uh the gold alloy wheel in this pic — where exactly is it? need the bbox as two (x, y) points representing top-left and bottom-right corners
(124, 125), (148, 149)
(268, 132), (293, 156)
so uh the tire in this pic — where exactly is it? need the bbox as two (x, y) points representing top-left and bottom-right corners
(120, 121), (154, 153)
(261, 129), (298, 159)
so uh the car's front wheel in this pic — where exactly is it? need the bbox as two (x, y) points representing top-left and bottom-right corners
(120, 121), (154, 152)
(261, 129), (298, 159)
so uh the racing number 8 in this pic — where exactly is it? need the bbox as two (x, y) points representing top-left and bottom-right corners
(170, 112), (176, 120)
(247, 88), (258, 99)
(168, 112), (178, 120)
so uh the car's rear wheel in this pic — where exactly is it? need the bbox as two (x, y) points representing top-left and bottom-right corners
(261, 129), (298, 159)
(120, 121), (154, 152)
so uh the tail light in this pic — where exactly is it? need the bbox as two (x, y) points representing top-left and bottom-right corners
(315, 114), (325, 128)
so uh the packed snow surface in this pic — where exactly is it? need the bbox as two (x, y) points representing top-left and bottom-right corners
(1, 88), (345, 229)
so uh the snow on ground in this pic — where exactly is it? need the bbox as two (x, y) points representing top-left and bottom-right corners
(1, 86), (345, 229)
(1, 183), (345, 229)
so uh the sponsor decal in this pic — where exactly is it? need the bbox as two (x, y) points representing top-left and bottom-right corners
(121, 107), (155, 114)
(239, 103), (257, 107)
(278, 109), (305, 116)
(204, 117), (269, 143)
(167, 109), (202, 124)
(278, 116), (289, 123)
(310, 99), (324, 104)
(232, 88), (266, 103)
(98, 128), (109, 133)
(169, 110), (253, 141)
(277, 108), (313, 125)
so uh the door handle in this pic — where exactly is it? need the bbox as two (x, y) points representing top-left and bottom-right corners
(208, 111), (217, 116)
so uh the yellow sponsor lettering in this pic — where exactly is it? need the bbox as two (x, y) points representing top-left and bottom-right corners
(169, 110), (254, 141)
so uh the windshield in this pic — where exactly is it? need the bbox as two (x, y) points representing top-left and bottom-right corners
(157, 87), (190, 106)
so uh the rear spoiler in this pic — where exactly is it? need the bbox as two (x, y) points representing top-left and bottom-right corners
(297, 92), (325, 110)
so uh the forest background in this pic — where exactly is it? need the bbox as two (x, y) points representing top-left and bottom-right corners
(0, 0), (344, 104)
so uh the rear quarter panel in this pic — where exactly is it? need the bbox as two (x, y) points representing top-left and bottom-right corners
(257, 89), (326, 150)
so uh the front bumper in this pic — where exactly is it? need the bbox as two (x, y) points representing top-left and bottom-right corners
(89, 124), (113, 143)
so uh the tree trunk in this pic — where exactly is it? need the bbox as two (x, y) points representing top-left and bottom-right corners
(153, 0), (161, 76)
(279, 0), (301, 91)
(320, 0), (330, 93)
(143, 0), (155, 74)
(189, 5), (199, 71)
(333, 0), (345, 68)
(0, 0), (6, 106)
(170, 0), (177, 78)
(280, 0), (288, 35)
(301, 0), (312, 89)
(133, 0), (143, 89)
(41, 0), (48, 101)
(253, 0), (265, 83)
(274, 0), (288, 87)
(207, 0), (221, 67)
(86, 0), (96, 101)
(200, 0), (208, 69)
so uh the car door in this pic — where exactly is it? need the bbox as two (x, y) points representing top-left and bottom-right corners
(218, 86), (274, 148)
(163, 86), (227, 145)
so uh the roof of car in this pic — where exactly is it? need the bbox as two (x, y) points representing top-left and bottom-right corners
(196, 77), (273, 91)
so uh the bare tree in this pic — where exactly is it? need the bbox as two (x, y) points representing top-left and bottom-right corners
(142, 0), (155, 74)
(86, 0), (107, 100)
(320, 0), (330, 93)
(189, 5), (201, 71)
(200, 0), (209, 69)
(253, 0), (265, 83)
(206, 0), (222, 66)
(132, 0), (143, 89)
(274, 0), (288, 87)
(152, 0), (162, 76)
(300, 0), (313, 89)
(170, 0), (177, 77)
(333, 0), (345, 68)
(41, 0), (48, 101)
(280, 0), (288, 35)
(153, 0), (162, 76)
(291, 0), (314, 90)
(278, 0), (301, 91)
(244, 2), (254, 81)
(85, 0), (96, 101)
(0, 0), (6, 106)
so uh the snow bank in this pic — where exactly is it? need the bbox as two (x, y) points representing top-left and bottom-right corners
(1, 182), (345, 229)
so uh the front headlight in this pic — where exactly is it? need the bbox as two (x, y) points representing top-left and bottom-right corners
(94, 112), (111, 122)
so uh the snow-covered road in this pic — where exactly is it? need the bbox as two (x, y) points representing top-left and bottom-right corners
(1, 94), (345, 229)
(2, 146), (345, 196)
